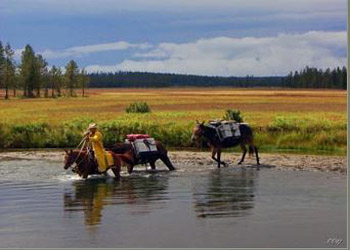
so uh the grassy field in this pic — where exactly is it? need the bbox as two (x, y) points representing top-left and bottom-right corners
(0, 88), (346, 154)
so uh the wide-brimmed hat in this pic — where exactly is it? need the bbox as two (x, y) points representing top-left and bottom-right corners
(87, 123), (98, 130)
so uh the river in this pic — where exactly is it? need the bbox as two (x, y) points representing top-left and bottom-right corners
(0, 155), (347, 248)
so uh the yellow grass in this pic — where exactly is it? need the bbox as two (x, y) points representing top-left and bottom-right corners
(0, 88), (346, 125)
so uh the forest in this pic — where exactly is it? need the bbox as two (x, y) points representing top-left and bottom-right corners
(88, 67), (347, 89)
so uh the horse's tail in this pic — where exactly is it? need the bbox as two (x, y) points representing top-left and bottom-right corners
(248, 145), (255, 157)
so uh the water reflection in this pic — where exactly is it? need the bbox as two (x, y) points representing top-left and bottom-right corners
(63, 174), (169, 226)
(193, 168), (257, 218)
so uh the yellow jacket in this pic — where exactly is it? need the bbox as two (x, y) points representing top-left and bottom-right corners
(89, 131), (114, 172)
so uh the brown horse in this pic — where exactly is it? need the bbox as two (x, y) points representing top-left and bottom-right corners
(191, 121), (260, 168)
(64, 149), (132, 180)
(108, 141), (175, 173)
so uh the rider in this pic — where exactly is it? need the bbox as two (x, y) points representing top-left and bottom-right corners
(84, 123), (114, 173)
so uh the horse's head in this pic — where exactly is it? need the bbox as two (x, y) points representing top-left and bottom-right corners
(64, 149), (76, 169)
(191, 120), (205, 146)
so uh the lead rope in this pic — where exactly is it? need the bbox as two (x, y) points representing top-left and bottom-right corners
(74, 138), (88, 166)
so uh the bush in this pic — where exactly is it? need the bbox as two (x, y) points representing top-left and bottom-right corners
(126, 102), (151, 113)
(223, 109), (243, 122)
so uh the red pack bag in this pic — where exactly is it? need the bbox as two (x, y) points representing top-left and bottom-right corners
(126, 134), (150, 141)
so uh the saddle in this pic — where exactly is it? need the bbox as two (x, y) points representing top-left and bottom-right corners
(125, 134), (158, 164)
(209, 119), (242, 142)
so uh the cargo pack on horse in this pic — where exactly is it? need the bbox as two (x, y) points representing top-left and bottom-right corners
(63, 149), (131, 180)
(108, 134), (175, 173)
(191, 120), (260, 168)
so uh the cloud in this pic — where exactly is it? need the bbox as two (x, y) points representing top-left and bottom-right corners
(41, 41), (151, 59)
(84, 31), (346, 76)
(14, 41), (151, 60)
(168, 9), (345, 27)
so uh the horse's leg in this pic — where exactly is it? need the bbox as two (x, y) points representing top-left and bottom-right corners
(127, 164), (134, 174)
(211, 147), (219, 166)
(111, 166), (121, 180)
(238, 143), (247, 165)
(159, 154), (176, 171)
(117, 152), (135, 174)
(217, 149), (228, 167)
(217, 149), (222, 168)
(110, 154), (121, 180)
(254, 146), (260, 165)
(149, 160), (156, 170)
(211, 147), (225, 168)
(82, 171), (89, 179)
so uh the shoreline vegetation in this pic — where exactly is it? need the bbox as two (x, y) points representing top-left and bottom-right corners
(0, 88), (346, 156)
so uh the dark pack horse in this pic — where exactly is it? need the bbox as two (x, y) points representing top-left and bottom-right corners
(108, 141), (176, 173)
(191, 121), (260, 168)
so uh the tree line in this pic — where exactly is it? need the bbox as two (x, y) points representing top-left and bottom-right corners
(87, 67), (346, 89)
(284, 66), (347, 89)
(88, 72), (285, 88)
(0, 41), (89, 99)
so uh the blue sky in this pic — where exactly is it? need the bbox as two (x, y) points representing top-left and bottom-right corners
(0, 0), (347, 76)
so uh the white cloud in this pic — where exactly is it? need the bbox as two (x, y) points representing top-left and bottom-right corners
(14, 41), (151, 60)
(41, 41), (151, 59)
(85, 31), (346, 76)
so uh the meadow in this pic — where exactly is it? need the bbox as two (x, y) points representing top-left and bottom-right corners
(0, 88), (346, 155)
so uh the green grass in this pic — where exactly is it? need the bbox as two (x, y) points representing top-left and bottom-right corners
(0, 114), (345, 155)
(0, 88), (346, 155)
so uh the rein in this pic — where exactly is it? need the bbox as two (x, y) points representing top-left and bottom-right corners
(67, 138), (92, 169)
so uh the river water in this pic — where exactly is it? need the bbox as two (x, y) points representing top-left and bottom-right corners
(0, 156), (347, 248)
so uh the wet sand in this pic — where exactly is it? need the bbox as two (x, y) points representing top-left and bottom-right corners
(0, 150), (346, 174)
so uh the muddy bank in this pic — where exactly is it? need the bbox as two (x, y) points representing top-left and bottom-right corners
(0, 150), (346, 174)
(170, 151), (347, 174)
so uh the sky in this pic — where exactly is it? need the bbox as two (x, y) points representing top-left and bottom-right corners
(0, 0), (347, 76)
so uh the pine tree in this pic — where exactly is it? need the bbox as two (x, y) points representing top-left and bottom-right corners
(35, 54), (48, 97)
(78, 68), (89, 97)
(293, 71), (300, 88)
(322, 68), (331, 88)
(342, 66), (347, 90)
(3, 43), (16, 99)
(65, 60), (79, 97)
(0, 42), (5, 93)
(49, 66), (64, 97)
(13, 69), (20, 97)
(20, 45), (37, 97)
(56, 67), (63, 97)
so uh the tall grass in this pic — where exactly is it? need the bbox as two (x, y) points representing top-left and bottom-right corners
(0, 114), (345, 154)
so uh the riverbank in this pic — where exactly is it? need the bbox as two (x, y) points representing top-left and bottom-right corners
(0, 150), (346, 174)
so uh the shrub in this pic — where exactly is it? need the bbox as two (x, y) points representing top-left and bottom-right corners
(223, 109), (243, 122)
(126, 102), (151, 113)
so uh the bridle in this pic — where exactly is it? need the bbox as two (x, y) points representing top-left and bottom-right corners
(65, 138), (93, 170)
